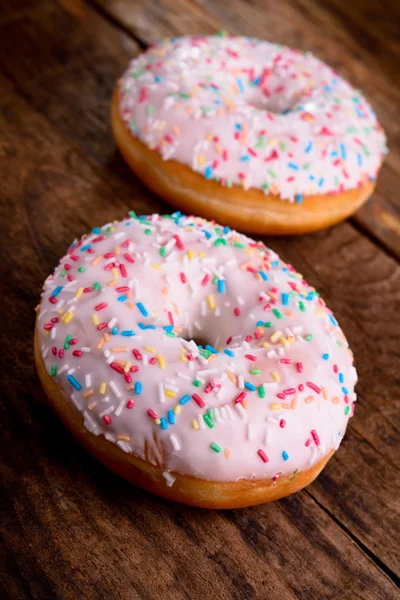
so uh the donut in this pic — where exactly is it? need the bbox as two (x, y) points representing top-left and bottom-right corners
(112, 35), (387, 235)
(35, 212), (357, 508)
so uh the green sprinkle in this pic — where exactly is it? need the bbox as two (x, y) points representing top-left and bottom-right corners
(226, 178), (233, 188)
(250, 369), (261, 375)
(199, 349), (212, 359)
(146, 104), (154, 116)
(165, 332), (175, 338)
(264, 321), (273, 327)
(159, 246), (167, 257)
(273, 308), (282, 319)
(262, 182), (269, 190)
(192, 379), (201, 387)
(204, 415), (214, 429)
(279, 141), (287, 151)
(60, 269), (67, 277)
(234, 242), (245, 248)
(93, 282), (101, 291)
(210, 442), (222, 453)
(50, 364), (57, 377)
(64, 334), (72, 350)
(299, 301), (306, 312)
(214, 238), (228, 246)
(258, 385), (265, 399)
(267, 169), (277, 179)
(344, 405), (350, 415)
(305, 334), (313, 342)
(78, 267), (85, 273)
(208, 408), (214, 419)
(144, 228), (152, 235)
(179, 92), (190, 99)
(128, 210), (137, 218)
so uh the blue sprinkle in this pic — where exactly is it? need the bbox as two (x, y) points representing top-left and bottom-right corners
(204, 166), (213, 180)
(318, 177), (324, 187)
(138, 215), (148, 220)
(163, 325), (174, 333)
(258, 270), (268, 281)
(235, 123), (242, 131)
(218, 280), (225, 294)
(138, 323), (155, 330)
(307, 291), (315, 300)
(223, 226), (230, 234)
(282, 450), (289, 461)
(288, 162), (300, 170)
(357, 153), (363, 166)
(256, 320), (264, 327)
(305, 141), (313, 154)
(117, 295), (127, 302)
(160, 417), (168, 430)
(244, 382), (256, 391)
(137, 302), (148, 317)
(206, 345), (218, 354)
(271, 261), (279, 267)
(340, 143), (347, 160)
(240, 155), (249, 162)
(80, 244), (92, 252)
(168, 410), (175, 424)
(309, 175), (316, 181)
(224, 349), (234, 357)
(111, 327), (118, 335)
(179, 394), (191, 405)
(135, 381), (142, 394)
(282, 293), (289, 306)
(154, 75), (163, 83)
(296, 194), (303, 204)
(329, 314), (338, 327)
(322, 353), (329, 361)
(252, 76), (262, 86)
(121, 330), (135, 336)
(339, 373), (344, 383)
(67, 374), (82, 390)
(92, 227), (101, 234)
(331, 151), (339, 157)
(51, 285), (63, 297)
(202, 229), (212, 239)
(237, 78), (245, 93)
(342, 387), (349, 395)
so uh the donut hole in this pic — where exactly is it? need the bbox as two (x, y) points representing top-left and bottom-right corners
(245, 86), (305, 115)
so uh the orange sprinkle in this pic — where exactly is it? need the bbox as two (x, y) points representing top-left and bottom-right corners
(224, 449), (231, 459)
(82, 389), (94, 399)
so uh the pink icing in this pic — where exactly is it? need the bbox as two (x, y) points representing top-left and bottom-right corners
(118, 35), (386, 202)
(38, 213), (357, 485)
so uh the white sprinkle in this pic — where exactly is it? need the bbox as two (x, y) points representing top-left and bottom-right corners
(170, 434), (181, 451)
(102, 396), (110, 403)
(143, 353), (148, 366)
(197, 368), (217, 376)
(108, 317), (117, 329)
(158, 383), (165, 404)
(70, 393), (83, 410)
(85, 373), (92, 388)
(247, 424), (254, 440)
(225, 405), (236, 420)
(236, 402), (247, 420)
(198, 414), (206, 429)
(83, 412), (100, 435)
(114, 400), (125, 416)
(267, 350), (276, 358)
(214, 407), (222, 423)
(237, 296), (244, 306)
(100, 406), (115, 418)
(109, 381), (121, 398)
(67, 368), (75, 375)
(51, 327), (57, 340)
(42, 347), (49, 359)
(238, 375), (244, 389)
(106, 355), (115, 364)
(117, 441), (131, 453)
(201, 300), (207, 317)
(81, 347), (91, 353)
(58, 364), (69, 375)
(309, 447), (318, 465)
(163, 471), (176, 487)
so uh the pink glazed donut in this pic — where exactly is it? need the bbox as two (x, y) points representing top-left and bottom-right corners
(112, 35), (386, 234)
(35, 213), (357, 508)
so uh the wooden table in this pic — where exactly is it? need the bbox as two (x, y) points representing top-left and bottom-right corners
(1, 1), (399, 598)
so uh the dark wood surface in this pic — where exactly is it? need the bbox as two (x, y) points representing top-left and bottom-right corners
(0, 1), (399, 599)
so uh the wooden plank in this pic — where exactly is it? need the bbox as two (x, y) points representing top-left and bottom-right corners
(90, 0), (400, 259)
(0, 0), (399, 590)
(1, 72), (398, 600)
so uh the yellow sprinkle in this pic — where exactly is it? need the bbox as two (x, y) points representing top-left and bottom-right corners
(118, 435), (130, 442)
(270, 331), (282, 343)
(207, 295), (216, 310)
(165, 390), (176, 398)
(99, 382), (107, 395)
(112, 347), (128, 353)
(198, 251), (206, 258)
(124, 362), (131, 373)
(272, 371), (280, 382)
(262, 342), (270, 348)
(192, 419), (199, 430)
(172, 301), (179, 315)
(187, 249), (195, 260)
(144, 346), (155, 353)
(75, 287), (83, 298)
(270, 403), (282, 410)
(174, 405), (181, 415)
(158, 355), (166, 369)
(127, 302), (135, 309)
(280, 337), (289, 347)
(108, 279), (117, 287)
(155, 418), (161, 425)
(152, 263), (162, 270)
(91, 256), (102, 267)
(91, 314), (99, 326)
(197, 155), (205, 165)
(180, 354), (187, 362)
(64, 312), (74, 324)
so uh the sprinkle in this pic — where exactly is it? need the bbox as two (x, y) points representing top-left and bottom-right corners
(136, 302), (148, 316)
(157, 355), (166, 369)
(282, 450), (289, 461)
(207, 295), (216, 310)
(192, 394), (205, 408)
(67, 374), (81, 390)
(258, 449), (269, 463)
(210, 442), (222, 453)
(307, 381), (321, 394)
(311, 429), (320, 445)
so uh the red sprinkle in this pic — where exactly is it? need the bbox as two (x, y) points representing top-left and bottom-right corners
(279, 419), (286, 428)
(245, 354), (257, 361)
(116, 286), (129, 292)
(333, 364), (339, 374)
(95, 302), (107, 311)
(103, 415), (112, 425)
(120, 264), (128, 278)
(258, 449), (269, 463)
(234, 307), (240, 316)
(279, 359), (292, 364)
(110, 362), (124, 374)
(124, 373), (132, 384)
(124, 253), (135, 263)
(298, 384), (304, 392)
(49, 297), (57, 304)
(305, 438), (312, 447)
(149, 357), (157, 365)
(51, 347), (57, 356)
(147, 409), (158, 419)
(58, 349), (64, 359)
(126, 399), (135, 409)
(201, 274), (210, 286)
(174, 234), (184, 250)
(192, 394), (205, 408)
(72, 350), (82, 357)
(283, 388), (296, 395)
(307, 381), (321, 394)
(133, 349), (142, 360)
(97, 323), (107, 330)
(311, 429), (321, 446)
(235, 392), (247, 404)
(277, 393), (286, 400)
(180, 272), (187, 283)
(296, 362), (303, 373)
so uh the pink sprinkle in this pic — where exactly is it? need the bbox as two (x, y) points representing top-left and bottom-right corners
(279, 359), (292, 364)
(279, 419), (286, 428)
(283, 388), (296, 395)
(44, 323), (53, 331)
(116, 286), (129, 292)
(246, 266), (257, 274)
(126, 399), (135, 409)
(235, 392), (247, 404)
(277, 393), (285, 400)
(305, 438), (312, 447)
(104, 252), (114, 259)
(103, 415), (112, 425)
(110, 362), (124, 374)
(70, 338), (78, 345)
(133, 349), (142, 360)
(49, 297), (57, 305)
(333, 364), (339, 374)
(245, 335), (252, 343)
(124, 252), (135, 263)
(296, 362), (303, 373)
(311, 429), (321, 446)
(258, 449), (269, 463)
(245, 354), (257, 361)
(180, 272), (187, 283)
(248, 147), (257, 157)
(167, 311), (174, 325)
(121, 239), (130, 248)
(147, 409), (158, 419)
(307, 382), (321, 394)
(234, 307), (240, 316)
(138, 87), (148, 103)
(149, 357), (157, 365)
(174, 234), (184, 250)
(298, 384), (304, 392)
(130, 365), (139, 373)
(192, 394), (205, 408)
(51, 317), (59, 323)
(51, 347), (57, 356)
(120, 264), (128, 278)
(97, 323), (107, 330)
(84, 287), (93, 293)
(95, 302), (107, 311)
(222, 149), (228, 161)
(201, 274), (210, 286)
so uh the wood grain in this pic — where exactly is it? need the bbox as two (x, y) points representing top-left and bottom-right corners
(0, 0), (399, 598)
(91, 0), (400, 258)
